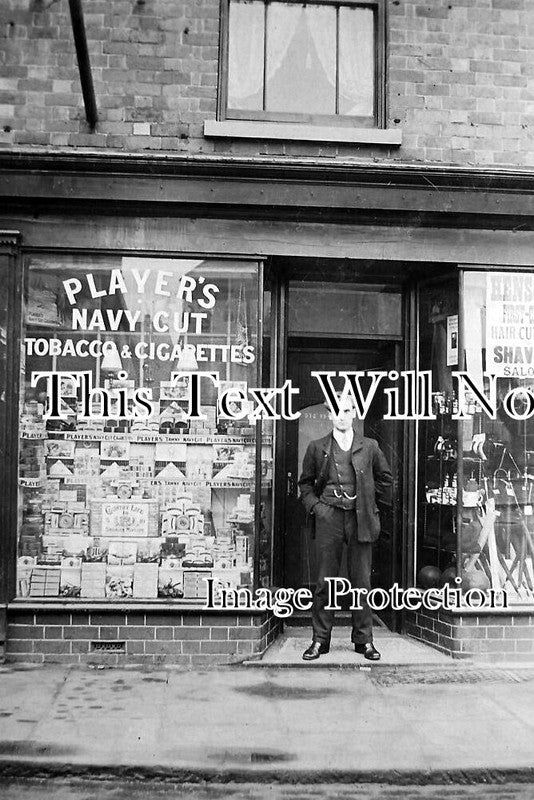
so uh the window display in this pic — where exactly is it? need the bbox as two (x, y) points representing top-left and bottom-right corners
(459, 271), (534, 604)
(17, 255), (272, 601)
(417, 270), (534, 605)
(416, 280), (459, 582)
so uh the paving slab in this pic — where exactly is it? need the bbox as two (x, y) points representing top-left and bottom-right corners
(1, 662), (534, 783)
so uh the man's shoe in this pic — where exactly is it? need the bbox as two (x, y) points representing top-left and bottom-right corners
(302, 641), (330, 661)
(354, 642), (381, 661)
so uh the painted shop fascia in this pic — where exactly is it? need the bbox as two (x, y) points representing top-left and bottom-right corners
(0, 150), (533, 229)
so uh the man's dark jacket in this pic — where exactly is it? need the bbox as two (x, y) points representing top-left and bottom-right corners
(298, 432), (393, 543)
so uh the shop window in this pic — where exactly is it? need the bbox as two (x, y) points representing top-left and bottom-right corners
(459, 271), (534, 605)
(221, 0), (385, 128)
(417, 270), (534, 607)
(17, 255), (272, 602)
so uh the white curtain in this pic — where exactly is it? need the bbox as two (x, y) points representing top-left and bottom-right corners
(338, 6), (374, 117)
(306, 6), (337, 93)
(266, 3), (336, 114)
(265, 3), (300, 81)
(227, 1), (265, 107)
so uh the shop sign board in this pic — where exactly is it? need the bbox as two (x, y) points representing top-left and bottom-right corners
(485, 272), (534, 378)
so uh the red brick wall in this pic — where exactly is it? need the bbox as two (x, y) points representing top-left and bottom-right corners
(5, 609), (281, 666)
(406, 609), (534, 662)
(0, 0), (532, 167)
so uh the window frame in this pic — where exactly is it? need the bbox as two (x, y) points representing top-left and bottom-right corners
(15, 251), (270, 604)
(218, 0), (387, 129)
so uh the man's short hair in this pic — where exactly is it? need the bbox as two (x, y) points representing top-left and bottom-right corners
(324, 391), (356, 413)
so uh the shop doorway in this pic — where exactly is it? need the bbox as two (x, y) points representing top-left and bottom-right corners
(283, 338), (401, 630)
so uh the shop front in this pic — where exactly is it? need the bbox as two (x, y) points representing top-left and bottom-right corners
(4, 250), (283, 665)
(410, 269), (534, 660)
(1, 156), (534, 664)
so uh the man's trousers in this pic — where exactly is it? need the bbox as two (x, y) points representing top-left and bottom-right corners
(312, 502), (373, 645)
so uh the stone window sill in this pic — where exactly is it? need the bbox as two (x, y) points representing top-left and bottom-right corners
(8, 599), (265, 613)
(204, 119), (402, 145)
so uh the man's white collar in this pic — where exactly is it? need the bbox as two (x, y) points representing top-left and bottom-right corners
(333, 428), (353, 451)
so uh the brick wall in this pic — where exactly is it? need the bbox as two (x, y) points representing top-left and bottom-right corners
(0, 0), (532, 167)
(5, 608), (281, 666)
(406, 609), (534, 662)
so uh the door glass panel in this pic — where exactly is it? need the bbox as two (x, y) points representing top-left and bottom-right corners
(288, 282), (402, 337)
(416, 280), (459, 585)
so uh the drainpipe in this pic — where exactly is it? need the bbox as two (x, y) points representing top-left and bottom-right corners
(68, 0), (98, 129)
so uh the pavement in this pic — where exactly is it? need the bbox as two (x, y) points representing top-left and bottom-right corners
(2, 629), (534, 787)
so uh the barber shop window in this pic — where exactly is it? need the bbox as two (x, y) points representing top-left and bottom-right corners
(220, 0), (386, 127)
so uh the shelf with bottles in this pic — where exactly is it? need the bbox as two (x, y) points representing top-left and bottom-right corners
(425, 473), (457, 506)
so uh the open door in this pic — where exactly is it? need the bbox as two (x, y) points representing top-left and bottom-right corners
(284, 338), (400, 629)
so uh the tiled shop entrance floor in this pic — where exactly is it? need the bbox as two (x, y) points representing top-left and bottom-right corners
(257, 625), (452, 666)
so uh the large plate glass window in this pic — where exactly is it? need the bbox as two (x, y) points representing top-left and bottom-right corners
(222, 0), (385, 127)
(17, 255), (272, 602)
(416, 269), (534, 607)
(460, 270), (534, 605)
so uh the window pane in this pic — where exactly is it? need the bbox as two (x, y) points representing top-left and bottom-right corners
(338, 6), (375, 117)
(265, 3), (336, 115)
(461, 272), (534, 605)
(288, 283), (402, 337)
(228, 0), (265, 111)
(18, 255), (261, 601)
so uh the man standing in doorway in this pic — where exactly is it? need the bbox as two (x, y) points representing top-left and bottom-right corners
(298, 394), (393, 661)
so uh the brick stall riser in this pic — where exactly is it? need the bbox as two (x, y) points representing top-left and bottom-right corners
(5, 609), (282, 666)
(405, 609), (534, 663)
(0, 0), (532, 167)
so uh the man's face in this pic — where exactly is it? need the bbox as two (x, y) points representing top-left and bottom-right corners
(327, 401), (356, 432)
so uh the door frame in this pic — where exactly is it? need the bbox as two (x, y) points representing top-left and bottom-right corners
(283, 336), (403, 629)
(267, 265), (413, 633)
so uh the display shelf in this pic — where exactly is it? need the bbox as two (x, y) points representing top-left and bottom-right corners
(26, 431), (271, 445)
